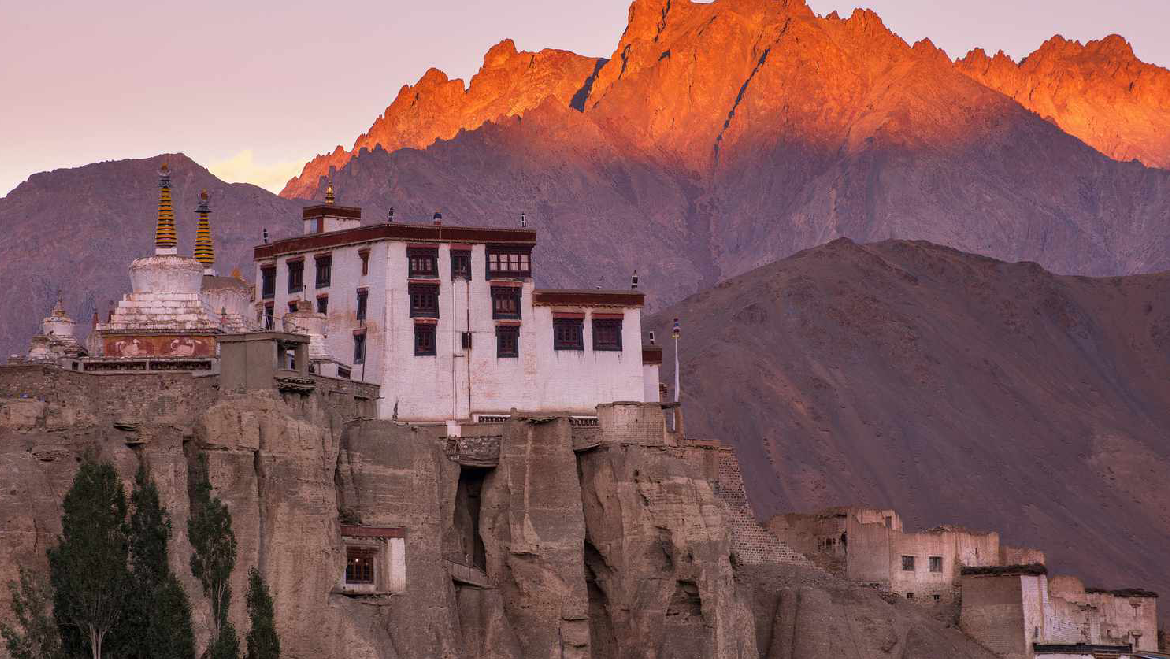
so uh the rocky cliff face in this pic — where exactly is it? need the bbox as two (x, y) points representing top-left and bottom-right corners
(646, 238), (1170, 625)
(0, 366), (1001, 658)
(956, 34), (1170, 169)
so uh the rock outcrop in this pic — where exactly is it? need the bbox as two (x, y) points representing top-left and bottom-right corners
(0, 364), (1004, 657)
(956, 34), (1170, 169)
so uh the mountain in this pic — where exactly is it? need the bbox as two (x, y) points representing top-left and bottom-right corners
(0, 154), (301, 358)
(646, 238), (1170, 614)
(956, 34), (1170, 170)
(281, 40), (602, 198)
(272, 0), (1170, 315)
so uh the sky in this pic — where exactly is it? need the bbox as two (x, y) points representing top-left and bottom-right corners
(2, 0), (1167, 198)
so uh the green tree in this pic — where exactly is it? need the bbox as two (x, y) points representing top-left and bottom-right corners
(122, 462), (196, 659)
(47, 454), (130, 659)
(188, 453), (237, 637)
(1, 567), (65, 659)
(243, 568), (280, 659)
(207, 621), (240, 659)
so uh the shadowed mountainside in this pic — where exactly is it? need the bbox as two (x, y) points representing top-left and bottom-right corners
(647, 238), (1170, 616)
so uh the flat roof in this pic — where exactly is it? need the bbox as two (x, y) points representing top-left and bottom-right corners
(254, 222), (537, 261)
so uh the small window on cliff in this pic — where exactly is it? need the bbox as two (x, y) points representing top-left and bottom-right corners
(902, 556), (915, 571)
(929, 556), (943, 573)
(346, 547), (375, 584)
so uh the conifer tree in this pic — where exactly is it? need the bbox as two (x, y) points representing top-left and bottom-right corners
(208, 621), (241, 659)
(188, 453), (237, 638)
(1, 567), (65, 659)
(123, 462), (196, 659)
(243, 568), (280, 659)
(47, 454), (130, 659)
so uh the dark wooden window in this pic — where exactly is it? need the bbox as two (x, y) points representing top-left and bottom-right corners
(288, 300), (298, 313)
(356, 290), (368, 322)
(353, 333), (366, 364)
(906, 592), (915, 600)
(346, 546), (375, 584)
(408, 248), (438, 278)
(451, 251), (471, 280)
(496, 326), (519, 358)
(553, 318), (584, 351)
(414, 324), (436, 356)
(902, 556), (915, 571)
(359, 250), (370, 276)
(315, 254), (332, 288)
(316, 295), (328, 315)
(261, 267), (276, 299)
(928, 556), (943, 573)
(287, 260), (304, 293)
(263, 303), (274, 330)
(461, 331), (473, 350)
(932, 594), (941, 602)
(592, 318), (623, 351)
(409, 284), (439, 318)
(485, 247), (531, 279)
(491, 287), (521, 319)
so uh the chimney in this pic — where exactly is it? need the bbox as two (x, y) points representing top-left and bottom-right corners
(262, 227), (270, 244)
(649, 331), (656, 345)
(433, 211), (442, 226)
(388, 207), (395, 223)
(631, 269), (639, 289)
(520, 211), (526, 228)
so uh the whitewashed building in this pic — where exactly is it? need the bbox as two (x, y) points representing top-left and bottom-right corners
(253, 198), (662, 422)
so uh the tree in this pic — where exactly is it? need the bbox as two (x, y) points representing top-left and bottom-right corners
(122, 462), (196, 659)
(207, 621), (240, 659)
(47, 454), (130, 659)
(188, 453), (237, 637)
(1, 567), (65, 659)
(243, 568), (280, 659)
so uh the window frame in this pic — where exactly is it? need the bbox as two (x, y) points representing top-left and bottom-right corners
(345, 546), (376, 585)
(359, 249), (370, 277)
(451, 250), (471, 280)
(491, 286), (521, 319)
(485, 246), (532, 280)
(316, 295), (329, 315)
(553, 318), (584, 351)
(263, 302), (274, 330)
(287, 259), (304, 294)
(407, 248), (439, 279)
(901, 555), (915, 572)
(261, 266), (276, 299)
(928, 556), (943, 573)
(591, 318), (623, 352)
(414, 323), (437, 356)
(496, 325), (519, 358)
(356, 289), (368, 322)
(353, 332), (366, 364)
(314, 253), (332, 289)
(409, 283), (440, 319)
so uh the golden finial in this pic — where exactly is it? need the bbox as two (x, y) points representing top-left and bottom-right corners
(194, 189), (215, 273)
(154, 163), (177, 254)
(325, 178), (335, 205)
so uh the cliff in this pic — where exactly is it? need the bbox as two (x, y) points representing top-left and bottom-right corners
(0, 366), (998, 658)
(646, 238), (1170, 624)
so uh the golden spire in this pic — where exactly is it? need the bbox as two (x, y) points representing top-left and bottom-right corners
(194, 189), (215, 273)
(154, 164), (177, 254)
(325, 178), (335, 205)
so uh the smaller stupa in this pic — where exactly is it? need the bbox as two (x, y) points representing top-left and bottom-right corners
(23, 296), (84, 362)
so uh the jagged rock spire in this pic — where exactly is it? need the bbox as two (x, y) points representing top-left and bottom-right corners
(194, 189), (215, 274)
(154, 164), (177, 254)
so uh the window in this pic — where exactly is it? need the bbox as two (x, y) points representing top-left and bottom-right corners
(408, 248), (438, 278)
(902, 556), (915, 571)
(461, 331), (473, 350)
(553, 318), (584, 351)
(592, 318), (623, 351)
(263, 303), (274, 330)
(485, 247), (532, 279)
(356, 289), (368, 322)
(287, 260), (304, 293)
(261, 267), (276, 299)
(315, 254), (332, 288)
(409, 284), (439, 318)
(932, 594), (941, 603)
(496, 326), (519, 358)
(414, 324), (436, 356)
(929, 556), (943, 573)
(359, 250), (370, 276)
(491, 287), (521, 319)
(316, 295), (328, 315)
(346, 547), (375, 584)
(906, 593), (915, 600)
(288, 300), (298, 313)
(353, 333), (366, 364)
(451, 250), (471, 280)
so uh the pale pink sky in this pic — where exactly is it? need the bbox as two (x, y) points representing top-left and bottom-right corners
(2, 0), (1167, 197)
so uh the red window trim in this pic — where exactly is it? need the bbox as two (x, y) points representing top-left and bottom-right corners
(490, 280), (523, 288)
(592, 313), (625, 320)
(413, 317), (438, 325)
(352, 328), (367, 336)
(552, 311), (586, 319)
